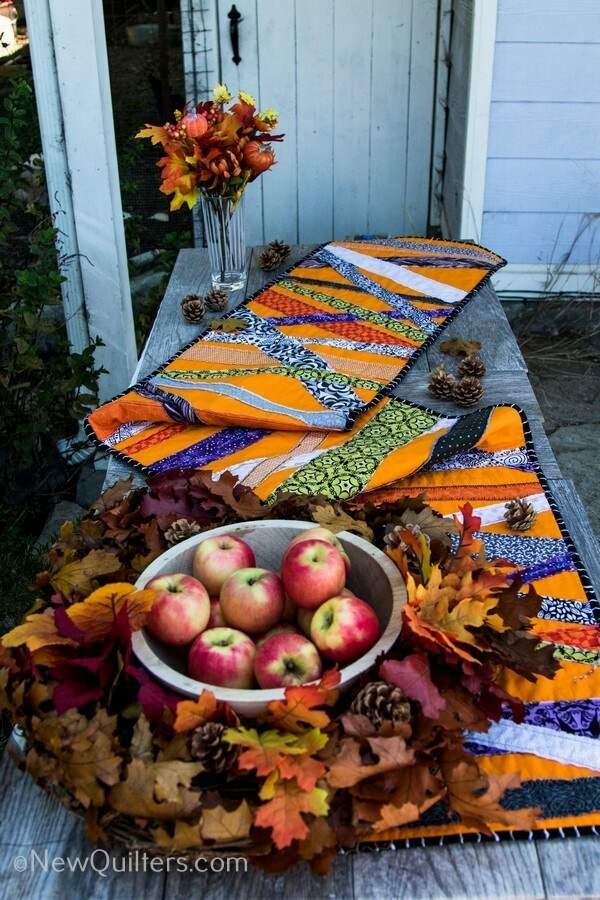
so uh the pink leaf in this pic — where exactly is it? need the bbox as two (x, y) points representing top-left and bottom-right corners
(380, 653), (446, 719)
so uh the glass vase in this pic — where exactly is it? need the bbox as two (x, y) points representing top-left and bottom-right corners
(201, 194), (246, 292)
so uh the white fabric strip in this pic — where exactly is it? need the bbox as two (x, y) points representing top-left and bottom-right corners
(449, 493), (551, 527)
(324, 243), (467, 303)
(467, 719), (600, 772)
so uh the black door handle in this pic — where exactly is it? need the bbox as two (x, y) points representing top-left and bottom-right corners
(228, 4), (242, 66)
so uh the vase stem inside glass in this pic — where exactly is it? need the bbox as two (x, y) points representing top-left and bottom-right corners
(201, 194), (246, 292)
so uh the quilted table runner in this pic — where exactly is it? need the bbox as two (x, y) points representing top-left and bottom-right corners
(169, 400), (599, 841)
(88, 237), (504, 446)
(95, 390), (600, 839)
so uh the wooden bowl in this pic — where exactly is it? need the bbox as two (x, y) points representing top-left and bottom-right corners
(133, 520), (406, 717)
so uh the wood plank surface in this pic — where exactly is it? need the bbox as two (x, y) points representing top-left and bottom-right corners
(535, 835), (600, 898)
(547, 478), (600, 586)
(426, 283), (527, 372)
(0, 753), (165, 899)
(351, 841), (545, 899)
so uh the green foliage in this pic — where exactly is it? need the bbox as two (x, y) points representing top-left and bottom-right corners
(0, 80), (104, 513)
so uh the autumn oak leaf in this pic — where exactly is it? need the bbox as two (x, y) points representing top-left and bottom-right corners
(265, 670), (340, 733)
(327, 735), (415, 789)
(173, 690), (217, 733)
(255, 776), (329, 848)
(224, 727), (327, 781)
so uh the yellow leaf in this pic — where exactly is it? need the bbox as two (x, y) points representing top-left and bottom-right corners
(2, 609), (76, 654)
(224, 727), (327, 781)
(67, 583), (157, 642)
(50, 550), (121, 597)
(201, 800), (253, 843)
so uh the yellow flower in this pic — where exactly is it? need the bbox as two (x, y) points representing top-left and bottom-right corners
(213, 83), (232, 104)
(239, 90), (256, 106)
(258, 107), (279, 126)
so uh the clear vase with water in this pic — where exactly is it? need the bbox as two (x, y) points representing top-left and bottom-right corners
(201, 194), (246, 292)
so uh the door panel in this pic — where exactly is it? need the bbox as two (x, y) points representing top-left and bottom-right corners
(217, 0), (438, 245)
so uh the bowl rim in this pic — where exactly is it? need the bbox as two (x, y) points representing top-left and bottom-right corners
(132, 519), (406, 703)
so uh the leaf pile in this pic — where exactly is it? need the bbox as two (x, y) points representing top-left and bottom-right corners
(0, 475), (558, 874)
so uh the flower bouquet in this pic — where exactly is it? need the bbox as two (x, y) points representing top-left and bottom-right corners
(137, 85), (284, 291)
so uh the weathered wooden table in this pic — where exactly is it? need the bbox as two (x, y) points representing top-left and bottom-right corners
(2, 246), (599, 899)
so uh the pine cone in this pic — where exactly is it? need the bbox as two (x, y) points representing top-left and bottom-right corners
(504, 498), (538, 532)
(259, 240), (291, 271)
(452, 375), (484, 407)
(205, 287), (229, 312)
(428, 365), (457, 400)
(458, 354), (486, 378)
(181, 293), (206, 323)
(164, 518), (202, 546)
(350, 681), (411, 730)
(189, 722), (239, 774)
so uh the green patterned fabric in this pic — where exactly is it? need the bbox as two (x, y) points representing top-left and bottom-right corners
(270, 400), (439, 501)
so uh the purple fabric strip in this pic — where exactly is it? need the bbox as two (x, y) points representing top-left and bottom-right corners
(517, 700), (600, 738)
(514, 552), (576, 584)
(148, 427), (269, 474)
(265, 308), (451, 328)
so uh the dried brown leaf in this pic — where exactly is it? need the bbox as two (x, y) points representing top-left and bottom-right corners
(439, 337), (482, 357)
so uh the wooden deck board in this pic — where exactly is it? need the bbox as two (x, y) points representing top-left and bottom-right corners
(0, 754), (165, 899)
(351, 842), (545, 899)
(426, 283), (528, 373)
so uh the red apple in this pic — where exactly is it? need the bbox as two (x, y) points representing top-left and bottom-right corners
(254, 632), (322, 689)
(281, 592), (297, 623)
(310, 595), (381, 664)
(220, 567), (285, 634)
(285, 526), (351, 572)
(208, 597), (226, 629)
(192, 533), (255, 596)
(188, 627), (256, 689)
(297, 592), (352, 637)
(256, 624), (298, 648)
(146, 574), (210, 646)
(282, 539), (346, 609)
(296, 607), (314, 637)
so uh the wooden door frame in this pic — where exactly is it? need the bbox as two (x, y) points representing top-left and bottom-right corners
(459, 0), (498, 241)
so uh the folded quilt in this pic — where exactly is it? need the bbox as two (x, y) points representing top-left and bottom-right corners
(87, 237), (505, 443)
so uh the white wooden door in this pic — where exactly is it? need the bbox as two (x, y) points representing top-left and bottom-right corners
(216, 0), (439, 246)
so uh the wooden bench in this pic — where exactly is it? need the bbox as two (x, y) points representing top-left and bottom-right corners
(1, 246), (599, 898)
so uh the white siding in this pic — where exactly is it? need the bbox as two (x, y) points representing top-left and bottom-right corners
(482, 0), (600, 265)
